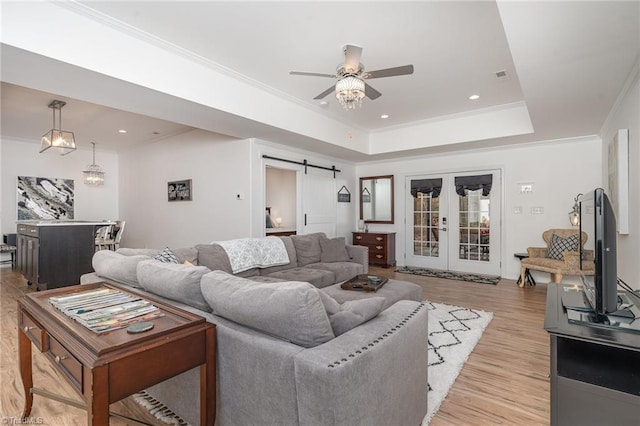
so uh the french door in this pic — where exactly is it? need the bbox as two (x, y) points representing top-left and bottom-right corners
(405, 170), (501, 275)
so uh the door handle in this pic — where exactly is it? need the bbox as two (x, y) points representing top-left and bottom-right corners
(439, 227), (447, 231)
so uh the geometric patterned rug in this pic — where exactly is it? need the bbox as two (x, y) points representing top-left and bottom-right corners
(397, 266), (501, 285)
(422, 301), (493, 424)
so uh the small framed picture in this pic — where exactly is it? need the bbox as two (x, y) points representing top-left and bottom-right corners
(168, 179), (192, 202)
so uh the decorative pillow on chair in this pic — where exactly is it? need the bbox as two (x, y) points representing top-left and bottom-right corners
(153, 247), (180, 264)
(547, 234), (580, 260)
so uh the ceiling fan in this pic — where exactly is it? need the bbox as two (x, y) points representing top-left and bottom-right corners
(289, 44), (414, 109)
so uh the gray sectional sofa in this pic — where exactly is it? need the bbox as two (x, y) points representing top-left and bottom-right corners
(81, 233), (428, 425)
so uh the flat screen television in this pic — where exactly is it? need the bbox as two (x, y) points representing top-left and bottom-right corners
(579, 188), (618, 316)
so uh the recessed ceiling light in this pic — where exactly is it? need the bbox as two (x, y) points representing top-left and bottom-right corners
(380, 114), (389, 119)
(469, 94), (480, 100)
(319, 100), (328, 107)
(118, 129), (127, 134)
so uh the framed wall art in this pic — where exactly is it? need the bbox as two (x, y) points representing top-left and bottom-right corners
(168, 179), (192, 202)
(17, 176), (74, 220)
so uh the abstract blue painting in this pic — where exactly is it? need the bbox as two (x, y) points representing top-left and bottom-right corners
(17, 176), (74, 220)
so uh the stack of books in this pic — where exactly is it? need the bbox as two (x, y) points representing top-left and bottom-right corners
(49, 288), (163, 334)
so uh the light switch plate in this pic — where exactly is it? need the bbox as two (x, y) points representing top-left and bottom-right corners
(513, 206), (522, 214)
(531, 206), (544, 214)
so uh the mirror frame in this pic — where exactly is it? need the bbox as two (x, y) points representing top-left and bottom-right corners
(359, 175), (394, 224)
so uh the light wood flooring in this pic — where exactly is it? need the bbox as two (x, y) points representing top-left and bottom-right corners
(1, 266), (550, 425)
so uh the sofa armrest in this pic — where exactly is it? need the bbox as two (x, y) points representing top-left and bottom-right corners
(582, 249), (594, 261)
(294, 300), (428, 426)
(346, 244), (368, 274)
(527, 247), (548, 258)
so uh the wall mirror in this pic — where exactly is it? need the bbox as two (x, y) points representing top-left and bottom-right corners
(360, 175), (394, 223)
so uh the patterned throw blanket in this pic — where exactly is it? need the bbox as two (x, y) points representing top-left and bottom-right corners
(214, 237), (290, 273)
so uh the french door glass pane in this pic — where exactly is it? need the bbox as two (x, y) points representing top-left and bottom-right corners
(413, 192), (439, 257)
(458, 189), (490, 261)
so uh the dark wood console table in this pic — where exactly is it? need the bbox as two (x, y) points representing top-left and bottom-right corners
(18, 282), (216, 425)
(544, 284), (640, 425)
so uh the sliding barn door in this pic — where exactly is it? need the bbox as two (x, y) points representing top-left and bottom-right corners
(302, 168), (337, 236)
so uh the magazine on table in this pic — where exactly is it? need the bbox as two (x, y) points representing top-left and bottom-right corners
(49, 287), (163, 334)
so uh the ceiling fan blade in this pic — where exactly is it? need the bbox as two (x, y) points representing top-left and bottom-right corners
(365, 83), (382, 100)
(313, 85), (336, 100)
(290, 71), (336, 78)
(365, 64), (414, 79)
(343, 44), (363, 73)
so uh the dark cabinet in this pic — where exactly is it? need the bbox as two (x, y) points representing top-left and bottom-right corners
(544, 285), (640, 425)
(352, 231), (396, 268)
(17, 224), (98, 291)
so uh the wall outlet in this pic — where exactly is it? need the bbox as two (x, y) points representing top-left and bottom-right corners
(513, 206), (522, 214)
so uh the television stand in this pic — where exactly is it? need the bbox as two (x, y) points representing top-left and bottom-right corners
(544, 284), (640, 426)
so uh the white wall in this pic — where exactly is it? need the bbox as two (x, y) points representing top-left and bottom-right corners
(600, 65), (640, 290)
(356, 136), (602, 282)
(0, 138), (119, 235)
(118, 129), (251, 249)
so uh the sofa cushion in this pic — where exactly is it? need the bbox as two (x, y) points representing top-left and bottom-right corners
(319, 237), (350, 263)
(547, 233), (580, 260)
(305, 262), (363, 283)
(172, 247), (199, 265)
(264, 267), (335, 288)
(290, 233), (324, 266)
(200, 271), (335, 348)
(195, 244), (234, 273)
(318, 292), (385, 336)
(116, 248), (161, 257)
(92, 250), (151, 288)
(153, 247), (180, 264)
(137, 260), (212, 312)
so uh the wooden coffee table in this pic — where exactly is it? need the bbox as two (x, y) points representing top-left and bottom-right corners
(18, 282), (216, 425)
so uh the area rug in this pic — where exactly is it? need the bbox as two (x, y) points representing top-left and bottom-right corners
(422, 301), (493, 424)
(397, 266), (501, 285)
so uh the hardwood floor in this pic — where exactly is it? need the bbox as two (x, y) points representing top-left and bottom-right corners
(1, 266), (550, 425)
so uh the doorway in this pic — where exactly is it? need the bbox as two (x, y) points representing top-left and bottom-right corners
(265, 166), (298, 235)
(405, 170), (501, 275)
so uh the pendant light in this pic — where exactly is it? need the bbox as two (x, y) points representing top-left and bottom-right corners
(40, 100), (77, 155)
(83, 142), (105, 186)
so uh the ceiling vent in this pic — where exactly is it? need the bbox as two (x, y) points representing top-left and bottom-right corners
(495, 70), (508, 79)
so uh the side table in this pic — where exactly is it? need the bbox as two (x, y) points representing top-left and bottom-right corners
(514, 253), (536, 286)
(18, 282), (216, 425)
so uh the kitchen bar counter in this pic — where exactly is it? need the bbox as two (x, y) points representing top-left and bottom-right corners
(16, 221), (111, 290)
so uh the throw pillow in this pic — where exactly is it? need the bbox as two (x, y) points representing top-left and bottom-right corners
(92, 250), (151, 288)
(319, 237), (351, 263)
(200, 271), (335, 348)
(547, 233), (580, 260)
(153, 247), (180, 264)
(318, 292), (385, 336)
(266, 213), (275, 229)
(290, 233), (323, 266)
(136, 260), (212, 312)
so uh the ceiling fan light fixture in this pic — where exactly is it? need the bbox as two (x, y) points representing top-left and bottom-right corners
(335, 76), (365, 110)
(40, 100), (77, 156)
